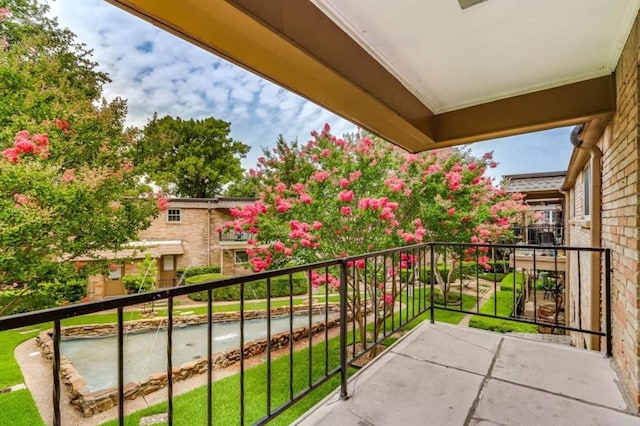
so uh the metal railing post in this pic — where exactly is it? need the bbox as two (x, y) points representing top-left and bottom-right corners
(339, 259), (349, 399)
(430, 245), (435, 324)
(605, 249), (612, 357)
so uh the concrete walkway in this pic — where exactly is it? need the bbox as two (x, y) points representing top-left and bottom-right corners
(295, 322), (640, 426)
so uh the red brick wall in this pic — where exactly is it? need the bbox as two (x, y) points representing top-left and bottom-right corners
(600, 11), (640, 405)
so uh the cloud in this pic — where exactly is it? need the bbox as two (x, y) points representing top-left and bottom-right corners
(48, 0), (571, 177)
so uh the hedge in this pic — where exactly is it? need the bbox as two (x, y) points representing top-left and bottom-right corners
(0, 280), (87, 315)
(186, 272), (309, 302)
(177, 266), (222, 280)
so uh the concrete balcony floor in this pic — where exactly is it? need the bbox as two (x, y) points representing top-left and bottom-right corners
(295, 323), (640, 426)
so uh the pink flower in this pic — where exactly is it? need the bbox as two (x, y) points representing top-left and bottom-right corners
(489, 161), (498, 168)
(355, 259), (366, 269)
(340, 206), (352, 216)
(447, 208), (456, 216)
(467, 162), (477, 171)
(349, 170), (362, 182)
(273, 241), (285, 252)
(62, 168), (76, 183)
(321, 148), (331, 157)
(284, 247), (293, 256)
(275, 182), (287, 193)
(402, 233), (415, 243)
(32, 133), (49, 146)
(156, 195), (169, 211)
(338, 190), (354, 202)
(109, 263), (119, 272)
(299, 193), (312, 204)
(14, 138), (36, 154)
(339, 178), (350, 188)
(13, 193), (29, 206)
(482, 152), (493, 160)
(312, 221), (322, 230)
(383, 293), (393, 305)
(312, 170), (330, 182)
(0, 8), (10, 19)
(276, 200), (292, 213)
(2, 147), (19, 163)
(380, 207), (394, 220)
(470, 236), (480, 244)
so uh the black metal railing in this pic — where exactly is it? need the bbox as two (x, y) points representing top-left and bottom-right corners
(0, 242), (611, 425)
(219, 230), (254, 242)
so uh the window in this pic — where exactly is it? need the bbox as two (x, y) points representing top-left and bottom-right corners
(163, 255), (175, 271)
(167, 208), (181, 222)
(583, 163), (591, 217)
(108, 264), (122, 280)
(234, 250), (249, 264)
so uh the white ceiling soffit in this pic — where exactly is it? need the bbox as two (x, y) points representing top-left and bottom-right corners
(312, 0), (640, 113)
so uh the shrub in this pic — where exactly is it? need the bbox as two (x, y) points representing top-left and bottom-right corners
(186, 272), (309, 302)
(0, 280), (88, 315)
(177, 266), (222, 280)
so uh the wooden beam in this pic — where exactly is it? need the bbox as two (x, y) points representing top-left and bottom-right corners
(434, 75), (616, 147)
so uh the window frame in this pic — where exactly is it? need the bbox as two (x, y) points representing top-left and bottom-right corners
(234, 250), (249, 264)
(167, 208), (181, 223)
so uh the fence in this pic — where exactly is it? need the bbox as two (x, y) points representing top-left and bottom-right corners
(0, 242), (611, 425)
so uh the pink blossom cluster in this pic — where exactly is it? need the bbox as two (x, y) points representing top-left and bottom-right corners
(288, 220), (321, 249)
(3, 131), (50, 163)
(310, 270), (340, 288)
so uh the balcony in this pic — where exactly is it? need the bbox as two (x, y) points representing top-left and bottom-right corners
(0, 242), (629, 425)
(219, 230), (254, 243)
(296, 323), (635, 425)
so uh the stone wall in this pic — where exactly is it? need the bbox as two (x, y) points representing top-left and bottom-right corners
(36, 304), (340, 417)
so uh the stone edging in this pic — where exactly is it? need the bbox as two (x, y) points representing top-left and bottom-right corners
(36, 303), (341, 417)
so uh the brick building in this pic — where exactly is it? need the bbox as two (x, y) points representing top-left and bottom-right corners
(86, 197), (255, 298)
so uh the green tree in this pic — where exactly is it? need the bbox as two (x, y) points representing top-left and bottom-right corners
(222, 124), (526, 348)
(137, 114), (250, 198)
(0, 0), (163, 289)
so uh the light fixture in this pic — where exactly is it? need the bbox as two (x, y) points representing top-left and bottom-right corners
(458, 0), (488, 10)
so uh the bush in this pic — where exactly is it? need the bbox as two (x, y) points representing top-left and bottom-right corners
(177, 266), (221, 280)
(0, 280), (88, 315)
(414, 263), (478, 283)
(122, 275), (156, 294)
(186, 272), (309, 302)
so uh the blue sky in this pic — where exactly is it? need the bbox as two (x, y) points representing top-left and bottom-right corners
(48, 0), (574, 181)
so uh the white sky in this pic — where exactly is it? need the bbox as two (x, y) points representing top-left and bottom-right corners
(47, 0), (574, 182)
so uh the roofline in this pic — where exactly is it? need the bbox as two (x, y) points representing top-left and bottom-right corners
(167, 197), (257, 203)
(503, 171), (567, 180)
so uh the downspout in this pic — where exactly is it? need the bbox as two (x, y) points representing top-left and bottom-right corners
(208, 200), (212, 267)
(571, 124), (603, 350)
(588, 145), (603, 351)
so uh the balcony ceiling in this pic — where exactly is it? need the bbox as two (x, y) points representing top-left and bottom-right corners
(107, 0), (638, 152)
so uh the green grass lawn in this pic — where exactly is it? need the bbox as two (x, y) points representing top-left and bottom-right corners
(468, 291), (538, 333)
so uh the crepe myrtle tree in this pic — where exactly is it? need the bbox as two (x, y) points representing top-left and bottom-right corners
(0, 126), (167, 291)
(221, 124), (526, 348)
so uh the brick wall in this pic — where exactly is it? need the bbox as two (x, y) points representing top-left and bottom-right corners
(600, 11), (640, 405)
(139, 206), (210, 269)
(139, 200), (252, 276)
